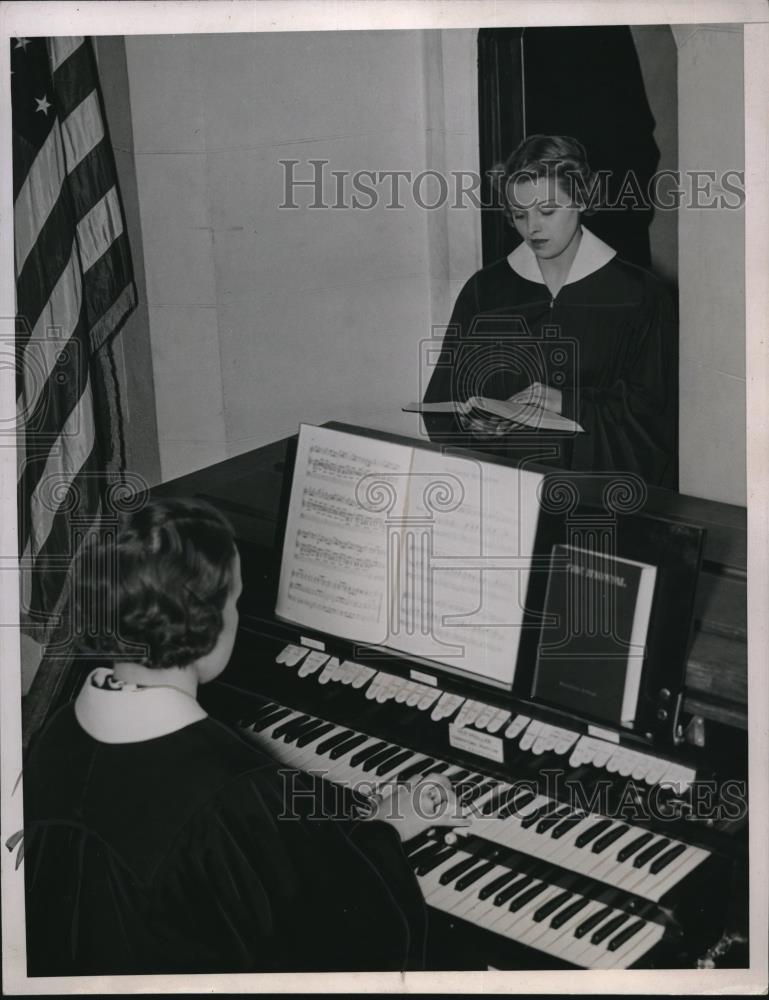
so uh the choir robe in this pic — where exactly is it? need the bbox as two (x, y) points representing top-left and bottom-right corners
(422, 227), (678, 490)
(20, 669), (426, 976)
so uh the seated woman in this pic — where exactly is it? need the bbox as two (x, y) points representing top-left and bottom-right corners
(422, 134), (677, 489)
(21, 497), (466, 976)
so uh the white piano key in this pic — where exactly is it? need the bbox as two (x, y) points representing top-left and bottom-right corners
(346, 664), (373, 689)
(276, 643), (309, 666)
(473, 703), (495, 729)
(417, 688), (440, 711)
(504, 714), (531, 740)
(430, 691), (464, 721)
(485, 709), (510, 734)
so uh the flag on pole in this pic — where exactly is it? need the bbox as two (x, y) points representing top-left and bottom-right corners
(12, 35), (136, 645)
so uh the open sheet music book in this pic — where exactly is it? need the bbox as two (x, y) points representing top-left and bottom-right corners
(404, 397), (584, 433)
(275, 424), (544, 689)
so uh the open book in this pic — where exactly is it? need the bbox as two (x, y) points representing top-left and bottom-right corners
(404, 397), (584, 433)
(275, 424), (544, 689)
(532, 544), (657, 726)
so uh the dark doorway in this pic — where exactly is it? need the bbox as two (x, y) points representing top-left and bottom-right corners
(478, 26), (661, 268)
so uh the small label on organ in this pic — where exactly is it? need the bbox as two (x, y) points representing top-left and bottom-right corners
(410, 669), (438, 687)
(587, 724), (620, 744)
(448, 723), (504, 763)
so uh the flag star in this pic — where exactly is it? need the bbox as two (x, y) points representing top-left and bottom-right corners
(14, 38), (30, 51)
(35, 95), (52, 115)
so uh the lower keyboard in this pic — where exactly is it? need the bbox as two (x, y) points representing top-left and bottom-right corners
(235, 698), (689, 969)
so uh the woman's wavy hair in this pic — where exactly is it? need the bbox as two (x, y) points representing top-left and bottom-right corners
(71, 497), (237, 670)
(492, 134), (600, 226)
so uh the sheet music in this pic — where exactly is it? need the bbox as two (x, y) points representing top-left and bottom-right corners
(277, 425), (543, 688)
(275, 424), (413, 641)
(394, 449), (543, 687)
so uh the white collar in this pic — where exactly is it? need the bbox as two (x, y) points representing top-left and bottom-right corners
(507, 225), (616, 286)
(74, 667), (208, 744)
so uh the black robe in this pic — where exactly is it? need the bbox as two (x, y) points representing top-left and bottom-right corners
(21, 704), (426, 976)
(423, 254), (677, 489)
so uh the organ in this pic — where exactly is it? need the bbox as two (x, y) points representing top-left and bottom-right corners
(48, 422), (749, 970)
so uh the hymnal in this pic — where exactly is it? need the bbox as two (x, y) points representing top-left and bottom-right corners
(275, 424), (544, 689)
(532, 544), (657, 725)
(404, 397), (584, 432)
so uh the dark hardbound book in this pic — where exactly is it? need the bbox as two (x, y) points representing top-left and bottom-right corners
(532, 544), (657, 726)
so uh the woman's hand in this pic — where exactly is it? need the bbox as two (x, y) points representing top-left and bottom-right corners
(364, 773), (471, 843)
(508, 381), (562, 414)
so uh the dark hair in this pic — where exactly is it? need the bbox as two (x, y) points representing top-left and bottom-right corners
(493, 134), (599, 223)
(71, 497), (237, 670)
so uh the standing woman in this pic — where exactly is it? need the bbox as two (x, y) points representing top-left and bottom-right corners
(422, 134), (677, 489)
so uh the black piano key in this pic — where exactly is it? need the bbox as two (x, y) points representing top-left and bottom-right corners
(648, 842), (687, 875)
(617, 832), (654, 862)
(590, 912), (629, 945)
(407, 837), (443, 863)
(533, 890), (573, 922)
(498, 789), (537, 818)
(535, 806), (572, 834)
(249, 707), (293, 733)
(448, 769), (471, 785)
(480, 785), (516, 816)
(478, 869), (520, 900)
(550, 812), (586, 839)
(607, 918), (646, 951)
(294, 721), (336, 748)
(329, 734), (369, 759)
(459, 780), (497, 806)
(438, 855), (482, 885)
(632, 838), (670, 869)
(520, 802), (559, 830)
(493, 875), (533, 906)
(280, 716), (323, 742)
(375, 749), (413, 777)
(416, 846), (458, 876)
(271, 713), (312, 740)
(423, 761), (450, 776)
(591, 823), (629, 854)
(396, 757), (435, 781)
(507, 881), (548, 912)
(550, 896), (590, 929)
(349, 740), (389, 767)
(574, 905), (614, 939)
(574, 818), (614, 848)
(315, 728), (355, 754)
(360, 745), (402, 772)
(239, 702), (277, 726)
(454, 860), (497, 892)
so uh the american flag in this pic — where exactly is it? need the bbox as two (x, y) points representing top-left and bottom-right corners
(12, 36), (136, 648)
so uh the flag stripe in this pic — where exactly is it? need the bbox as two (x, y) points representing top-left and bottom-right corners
(61, 91), (104, 174)
(66, 137), (120, 224)
(27, 377), (96, 555)
(77, 185), (123, 272)
(17, 244), (81, 418)
(16, 139), (113, 335)
(21, 450), (103, 635)
(83, 234), (134, 338)
(47, 36), (85, 76)
(89, 280), (136, 354)
(14, 124), (66, 277)
(49, 38), (94, 118)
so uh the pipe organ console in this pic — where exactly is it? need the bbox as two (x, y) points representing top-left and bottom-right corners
(51, 424), (749, 971)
